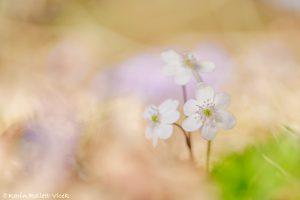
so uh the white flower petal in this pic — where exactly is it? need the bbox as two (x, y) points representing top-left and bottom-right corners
(144, 105), (157, 121)
(183, 99), (199, 116)
(146, 125), (159, 147)
(214, 93), (230, 109)
(196, 84), (215, 104)
(159, 99), (179, 114)
(201, 123), (218, 140)
(160, 111), (180, 124)
(182, 115), (202, 132)
(186, 53), (195, 60)
(146, 125), (153, 139)
(161, 50), (182, 64)
(197, 61), (215, 72)
(216, 110), (236, 129)
(152, 132), (158, 147)
(154, 124), (173, 139)
(174, 69), (192, 85)
(161, 64), (181, 76)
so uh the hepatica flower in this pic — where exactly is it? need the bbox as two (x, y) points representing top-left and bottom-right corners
(182, 84), (236, 140)
(144, 99), (180, 146)
(143, 48), (236, 167)
(161, 50), (215, 85)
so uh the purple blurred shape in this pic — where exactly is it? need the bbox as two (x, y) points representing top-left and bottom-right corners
(91, 44), (233, 103)
(20, 92), (80, 187)
(194, 43), (234, 90)
(91, 53), (182, 104)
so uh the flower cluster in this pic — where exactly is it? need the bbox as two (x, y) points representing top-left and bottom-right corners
(144, 49), (236, 147)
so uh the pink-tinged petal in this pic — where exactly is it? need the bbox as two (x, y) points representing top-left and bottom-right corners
(197, 61), (215, 73)
(196, 84), (215, 104)
(159, 99), (179, 115)
(183, 99), (199, 116)
(154, 124), (173, 139)
(144, 105), (157, 120)
(161, 50), (182, 64)
(216, 110), (236, 129)
(160, 111), (180, 124)
(182, 115), (202, 132)
(214, 92), (230, 109)
(201, 123), (218, 140)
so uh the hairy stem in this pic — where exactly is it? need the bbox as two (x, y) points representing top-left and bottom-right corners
(206, 141), (212, 173)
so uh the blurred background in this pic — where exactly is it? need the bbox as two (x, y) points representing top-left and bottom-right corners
(1, 0), (300, 199)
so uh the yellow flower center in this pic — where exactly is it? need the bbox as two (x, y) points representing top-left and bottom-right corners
(183, 58), (194, 68)
(203, 108), (212, 117)
(151, 115), (159, 123)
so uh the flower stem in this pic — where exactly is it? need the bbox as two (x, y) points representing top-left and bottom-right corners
(181, 86), (194, 161)
(192, 71), (203, 82)
(173, 123), (194, 161)
(182, 85), (188, 102)
(181, 85), (192, 144)
(206, 140), (212, 173)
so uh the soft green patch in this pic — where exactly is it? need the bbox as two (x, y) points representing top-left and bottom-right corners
(151, 115), (159, 123)
(203, 108), (212, 117)
(211, 128), (300, 200)
(183, 58), (194, 68)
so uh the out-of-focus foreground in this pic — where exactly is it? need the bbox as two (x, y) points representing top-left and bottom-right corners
(1, 0), (300, 199)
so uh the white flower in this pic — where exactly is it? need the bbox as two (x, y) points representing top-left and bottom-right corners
(182, 84), (236, 140)
(161, 50), (215, 85)
(144, 99), (180, 146)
